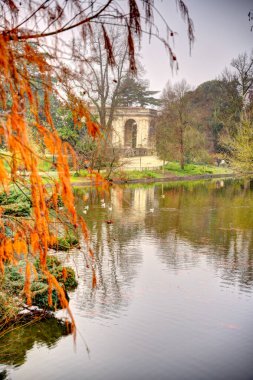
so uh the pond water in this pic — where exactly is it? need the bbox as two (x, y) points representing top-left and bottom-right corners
(1, 178), (253, 380)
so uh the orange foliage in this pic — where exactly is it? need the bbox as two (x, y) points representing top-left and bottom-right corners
(24, 261), (32, 306)
(0, 33), (100, 330)
(62, 267), (68, 282)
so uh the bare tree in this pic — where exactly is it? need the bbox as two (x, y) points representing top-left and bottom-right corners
(216, 51), (253, 150)
(60, 29), (134, 173)
(231, 51), (253, 110)
(218, 52), (253, 168)
(74, 30), (130, 132)
(158, 79), (191, 169)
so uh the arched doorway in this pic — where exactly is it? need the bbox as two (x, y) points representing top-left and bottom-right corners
(124, 119), (137, 148)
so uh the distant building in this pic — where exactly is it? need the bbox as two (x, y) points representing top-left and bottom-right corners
(90, 106), (158, 156)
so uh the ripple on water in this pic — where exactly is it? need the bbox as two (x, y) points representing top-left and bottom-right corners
(3, 180), (253, 380)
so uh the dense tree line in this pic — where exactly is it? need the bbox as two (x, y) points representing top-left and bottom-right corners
(156, 51), (253, 170)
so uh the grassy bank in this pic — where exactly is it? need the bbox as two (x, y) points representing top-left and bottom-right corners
(69, 162), (233, 184)
(163, 162), (233, 176)
(11, 156), (233, 184)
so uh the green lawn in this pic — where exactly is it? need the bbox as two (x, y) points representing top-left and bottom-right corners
(6, 155), (233, 185)
(163, 162), (233, 176)
(0, 152), (233, 184)
(28, 153), (234, 182)
(110, 169), (161, 181)
(68, 162), (233, 183)
(109, 162), (232, 181)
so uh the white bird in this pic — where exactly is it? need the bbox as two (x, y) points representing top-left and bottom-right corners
(84, 205), (89, 210)
(101, 203), (106, 208)
(83, 210), (87, 214)
(108, 206), (112, 211)
(101, 199), (105, 203)
(161, 194), (165, 199)
(149, 208), (154, 213)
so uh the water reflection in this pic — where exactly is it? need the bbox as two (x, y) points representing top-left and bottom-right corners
(74, 179), (253, 295)
(0, 318), (70, 368)
(0, 179), (253, 380)
(72, 187), (145, 319)
(145, 179), (253, 290)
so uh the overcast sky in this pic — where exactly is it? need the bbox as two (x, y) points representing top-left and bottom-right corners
(140, 0), (253, 92)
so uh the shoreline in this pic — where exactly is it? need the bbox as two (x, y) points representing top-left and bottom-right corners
(71, 172), (253, 187)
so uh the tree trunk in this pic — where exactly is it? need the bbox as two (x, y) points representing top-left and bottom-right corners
(179, 127), (184, 170)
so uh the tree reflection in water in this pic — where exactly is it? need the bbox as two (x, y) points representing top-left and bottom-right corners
(1, 179), (252, 378)
(73, 179), (253, 304)
(143, 179), (253, 290)
(71, 187), (144, 318)
(0, 318), (70, 368)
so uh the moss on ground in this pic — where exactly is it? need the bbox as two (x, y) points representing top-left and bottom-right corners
(0, 255), (78, 330)
(49, 234), (80, 251)
(0, 190), (31, 217)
